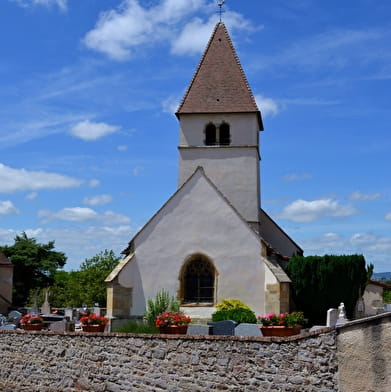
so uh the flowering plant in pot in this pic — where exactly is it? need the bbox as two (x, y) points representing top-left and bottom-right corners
(20, 314), (44, 331)
(80, 314), (109, 332)
(155, 311), (191, 334)
(257, 312), (306, 336)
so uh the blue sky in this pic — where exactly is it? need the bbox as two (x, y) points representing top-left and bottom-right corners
(0, 0), (390, 272)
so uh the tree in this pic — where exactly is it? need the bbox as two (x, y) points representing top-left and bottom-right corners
(0, 232), (66, 307)
(77, 249), (120, 307)
(48, 249), (120, 308)
(286, 254), (373, 325)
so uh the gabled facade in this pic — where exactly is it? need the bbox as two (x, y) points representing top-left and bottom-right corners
(106, 23), (302, 323)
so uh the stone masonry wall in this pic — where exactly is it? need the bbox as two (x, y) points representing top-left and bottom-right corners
(0, 328), (337, 392)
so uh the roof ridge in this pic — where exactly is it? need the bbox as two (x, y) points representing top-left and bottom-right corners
(219, 23), (259, 112)
(176, 23), (220, 113)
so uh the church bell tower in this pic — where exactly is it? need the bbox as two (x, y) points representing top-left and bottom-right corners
(176, 22), (264, 229)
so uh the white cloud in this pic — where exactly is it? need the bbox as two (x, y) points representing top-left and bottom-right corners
(385, 212), (391, 222)
(117, 145), (128, 152)
(83, 0), (255, 60)
(171, 17), (216, 55)
(348, 191), (381, 201)
(283, 173), (312, 182)
(0, 201), (19, 216)
(256, 27), (387, 73)
(39, 207), (99, 223)
(162, 94), (181, 114)
(69, 120), (119, 141)
(279, 198), (357, 222)
(26, 192), (38, 200)
(350, 233), (391, 253)
(83, 194), (113, 206)
(38, 207), (130, 225)
(88, 179), (100, 188)
(9, 0), (67, 11)
(254, 95), (279, 117)
(0, 226), (133, 271)
(0, 163), (82, 194)
(132, 166), (144, 176)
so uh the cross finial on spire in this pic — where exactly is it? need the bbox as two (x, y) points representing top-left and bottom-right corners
(217, 0), (226, 22)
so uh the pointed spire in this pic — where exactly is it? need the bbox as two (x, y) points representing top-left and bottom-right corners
(176, 22), (263, 130)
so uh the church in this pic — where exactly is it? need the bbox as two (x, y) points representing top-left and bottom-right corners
(105, 22), (303, 322)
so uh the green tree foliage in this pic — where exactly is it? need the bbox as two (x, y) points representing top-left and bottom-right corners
(383, 281), (391, 304)
(49, 249), (120, 308)
(286, 254), (373, 325)
(0, 232), (66, 306)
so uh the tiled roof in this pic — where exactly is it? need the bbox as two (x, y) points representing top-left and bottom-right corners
(176, 22), (263, 128)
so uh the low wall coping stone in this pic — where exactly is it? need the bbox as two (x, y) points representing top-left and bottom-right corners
(0, 326), (334, 343)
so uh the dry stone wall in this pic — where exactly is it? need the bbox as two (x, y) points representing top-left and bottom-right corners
(0, 328), (337, 392)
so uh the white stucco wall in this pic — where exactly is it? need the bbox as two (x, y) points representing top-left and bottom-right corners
(177, 113), (261, 224)
(178, 147), (260, 223)
(118, 169), (266, 316)
(178, 113), (260, 147)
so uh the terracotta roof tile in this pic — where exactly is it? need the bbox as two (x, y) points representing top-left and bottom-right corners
(176, 22), (263, 129)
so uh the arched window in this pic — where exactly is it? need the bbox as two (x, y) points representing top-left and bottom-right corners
(181, 255), (215, 304)
(219, 122), (230, 145)
(204, 122), (230, 146)
(205, 123), (216, 145)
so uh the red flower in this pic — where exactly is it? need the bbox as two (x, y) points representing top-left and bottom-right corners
(79, 314), (109, 326)
(155, 312), (191, 328)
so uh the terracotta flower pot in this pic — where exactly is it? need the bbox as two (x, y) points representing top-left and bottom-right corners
(159, 325), (188, 335)
(23, 323), (44, 331)
(260, 325), (302, 337)
(82, 324), (106, 332)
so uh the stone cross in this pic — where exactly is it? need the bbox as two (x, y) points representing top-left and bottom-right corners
(41, 289), (51, 314)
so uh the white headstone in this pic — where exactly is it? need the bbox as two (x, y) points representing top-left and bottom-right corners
(326, 308), (338, 327)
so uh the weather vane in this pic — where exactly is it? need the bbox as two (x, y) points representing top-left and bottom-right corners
(217, 0), (226, 22)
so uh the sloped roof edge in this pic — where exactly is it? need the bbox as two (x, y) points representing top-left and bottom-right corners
(105, 252), (135, 283)
(260, 208), (303, 254)
(122, 166), (263, 255)
(263, 257), (291, 283)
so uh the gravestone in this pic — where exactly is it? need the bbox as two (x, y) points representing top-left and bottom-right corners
(8, 310), (22, 324)
(327, 308), (338, 327)
(211, 320), (237, 336)
(65, 308), (74, 320)
(234, 323), (262, 337)
(49, 319), (67, 332)
(187, 324), (212, 335)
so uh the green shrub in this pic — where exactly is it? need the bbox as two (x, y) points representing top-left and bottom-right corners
(212, 307), (257, 324)
(144, 289), (181, 326)
(215, 298), (251, 311)
(114, 320), (158, 334)
(286, 254), (373, 325)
